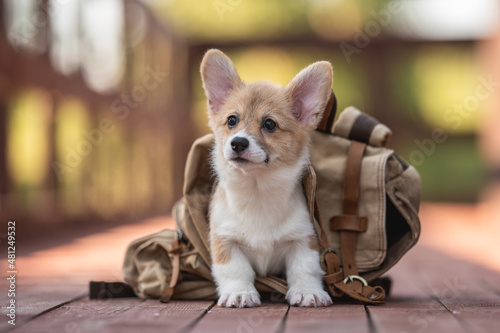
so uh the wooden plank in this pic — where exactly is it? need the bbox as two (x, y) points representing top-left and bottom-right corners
(481, 269), (500, 297)
(2, 244), (499, 333)
(285, 303), (369, 333)
(412, 246), (500, 333)
(189, 302), (289, 333)
(413, 247), (500, 304)
(101, 300), (214, 333)
(10, 297), (144, 333)
(368, 299), (466, 333)
(10, 299), (213, 333)
(0, 282), (86, 332)
(367, 249), (468, 333)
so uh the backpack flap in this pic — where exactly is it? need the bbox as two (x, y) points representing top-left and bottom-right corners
(310, 130), (393, 272)
(364, 153), (421, 282)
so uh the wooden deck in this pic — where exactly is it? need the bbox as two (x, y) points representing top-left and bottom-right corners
(2, 206), (500, 332)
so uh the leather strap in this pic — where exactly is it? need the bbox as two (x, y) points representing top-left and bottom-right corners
(160, 238), (181, 303)
(314, 200), (331, 251)
(314, 200), (344, 298)
(338, 141), (366, 277)
(330, 215), (368, 232)
(89, 281), (137, 299)
(320, 141), (385, 304)
(323, 252), (344, 298)
(348, 114), (378, 143)
(255, 276), (288, 295)
(317, 92), (337, 133)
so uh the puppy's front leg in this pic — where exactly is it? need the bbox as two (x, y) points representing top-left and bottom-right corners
(285, 236), (332, 307)
(211, 237), (261, 308)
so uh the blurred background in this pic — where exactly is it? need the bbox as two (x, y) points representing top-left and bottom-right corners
(1, 0), (500, 281)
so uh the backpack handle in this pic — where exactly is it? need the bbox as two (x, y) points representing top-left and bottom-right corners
(317, 92), (337, 133)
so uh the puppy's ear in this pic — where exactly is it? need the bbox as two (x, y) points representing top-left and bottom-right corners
(200, 49), (243, 114)
(286, 61), (333, 129)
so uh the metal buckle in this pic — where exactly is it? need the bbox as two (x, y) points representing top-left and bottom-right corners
(343, 275), (368, 286)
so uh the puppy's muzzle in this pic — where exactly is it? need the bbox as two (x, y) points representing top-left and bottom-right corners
(231, 137), (249, 154)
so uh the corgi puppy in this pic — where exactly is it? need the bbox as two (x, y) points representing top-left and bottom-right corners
(200, 49), (333, 308)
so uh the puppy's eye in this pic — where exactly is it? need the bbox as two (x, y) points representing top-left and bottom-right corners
(227, 115), (238, 129)
(263, 118), (277, 132)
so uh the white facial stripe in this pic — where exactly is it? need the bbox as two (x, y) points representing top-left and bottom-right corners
(223, 130), (268, 165)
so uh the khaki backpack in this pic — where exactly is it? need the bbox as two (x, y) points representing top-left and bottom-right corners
(121, 95), (421, 304)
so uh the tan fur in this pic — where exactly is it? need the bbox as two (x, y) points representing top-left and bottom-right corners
(211, 235), (232, 265)
(209, 82), (311, 170)
(309, 234), (320, 252)
(209, 185), (231, 265)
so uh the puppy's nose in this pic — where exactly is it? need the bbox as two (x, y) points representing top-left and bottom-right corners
(231, 137), (249, 153)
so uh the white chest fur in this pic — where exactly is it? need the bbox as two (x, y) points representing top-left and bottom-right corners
(210, 153), (314, 276)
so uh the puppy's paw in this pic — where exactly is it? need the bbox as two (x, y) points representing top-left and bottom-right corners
(286, 288), (332, 307)
(217, 290), (261, 308)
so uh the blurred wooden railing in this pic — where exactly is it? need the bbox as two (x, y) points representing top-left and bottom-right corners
(0, 0), (197, 226)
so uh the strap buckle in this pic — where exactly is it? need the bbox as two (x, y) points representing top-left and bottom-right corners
(343, 275), (368, 287)
(320, 247), (337, 271)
